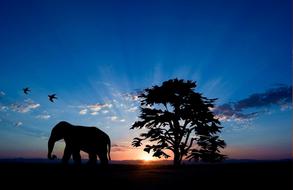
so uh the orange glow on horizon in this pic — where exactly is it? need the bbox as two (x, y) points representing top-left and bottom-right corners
(0, 144), (291, 161)
(140, 152), (156, 162)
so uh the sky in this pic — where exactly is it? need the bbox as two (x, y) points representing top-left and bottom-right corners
(0, 0), (291, 161)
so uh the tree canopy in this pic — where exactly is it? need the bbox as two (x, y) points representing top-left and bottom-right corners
(131, 78), (226, 165)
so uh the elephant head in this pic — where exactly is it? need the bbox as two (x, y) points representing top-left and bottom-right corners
(47, 121), (70, 160)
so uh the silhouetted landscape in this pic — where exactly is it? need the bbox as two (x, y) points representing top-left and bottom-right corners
(0, 159), (291, 189)
(0, 1), (291, 190)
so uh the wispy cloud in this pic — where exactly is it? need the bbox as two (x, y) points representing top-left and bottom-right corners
(15, 121), (23, 127)
(36, 114), (51, 120)
(109, 116), (118, 121)
(0, 91), (5, 97)
(111, 91), (141, 114)
(111, 144), (131, 152)
(79, 103), (112, 115)
(116, 92), (141, 102)
(87, 103), (112, 112)
(107, 116), (126, 122)
(11, 99), (40, 113)
(102, 110), (109, 114)
(90, 111), (99, 115)
(0, 106), (8, 112)
(234, 85), (291, 111)
(79, 109), (87, 115)
(75, 88), (140, 122)
(127, 106), (138, 112)
(214, 85), (292, 122)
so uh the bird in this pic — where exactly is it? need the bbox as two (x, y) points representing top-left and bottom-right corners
(48, 94), (57, 102)
(23, 87), (31, 95)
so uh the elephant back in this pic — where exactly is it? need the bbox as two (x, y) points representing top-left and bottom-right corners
(93, 127), (109, 138)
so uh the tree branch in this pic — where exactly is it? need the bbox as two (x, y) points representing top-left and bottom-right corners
(168, 121), (174, 130)
(185, 137), (196, 153)
(183, 128), (192, 148)
(164, 104), (169, 112)
(183, 119), (190, 129)
(166, 146), (175, 152)
(161, 128), (176, 145)
(164, 138), (175, 146)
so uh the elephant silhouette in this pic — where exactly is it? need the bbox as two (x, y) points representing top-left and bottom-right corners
(48, 121), (111, 165)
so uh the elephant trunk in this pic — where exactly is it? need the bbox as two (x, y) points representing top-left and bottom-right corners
(107, 136), (111, 161)
(48, 137), (57, 160)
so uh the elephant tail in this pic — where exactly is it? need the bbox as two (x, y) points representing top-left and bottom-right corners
(108, 137), (111, 161)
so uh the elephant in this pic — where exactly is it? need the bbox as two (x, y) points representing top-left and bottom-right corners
(48, 121), (111, 165)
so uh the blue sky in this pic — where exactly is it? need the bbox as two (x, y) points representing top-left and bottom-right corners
(0, 0), (291, 160)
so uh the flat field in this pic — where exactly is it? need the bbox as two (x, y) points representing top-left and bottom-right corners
(0, 161), (291, 189)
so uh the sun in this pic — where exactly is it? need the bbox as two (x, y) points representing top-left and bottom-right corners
(140, 153), (154, 162)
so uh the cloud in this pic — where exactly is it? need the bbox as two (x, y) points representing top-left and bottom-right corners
(120, 92), (141, 102)
(107, 116), (125, 122)
(280, 103), (292, 111)
(214, 85), (292, 122)
(78, 103), (113, 115)
(90, 111), (99, 115)
(0, 106), (8, 112)
(79, 103), (112, 115)
(112, 91), (141, 113)
(130, 95), (140, 101)
(15, 121), (23, 127)
(0, 91), (5, 97)
(110, 116), (118, 121)
(87, 103), (112, 112)
(214, 103), (258, 121)
(79, 109), (87, 115)
(36, 114), (51, 120)
(76, 90), (141, 117)
(96, 81), (112, 87)
(11, 99), (40, 113)
(111, 144), (131, 152)
(215, 110), (258, 122)
(102, 110), (109, 114)
(234, 85), (291, 111)
(127, 106), (138, 112)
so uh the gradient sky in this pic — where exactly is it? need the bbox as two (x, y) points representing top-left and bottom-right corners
(0, 0), (291, 161)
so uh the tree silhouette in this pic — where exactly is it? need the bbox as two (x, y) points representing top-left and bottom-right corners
(131, 79), (226, 166)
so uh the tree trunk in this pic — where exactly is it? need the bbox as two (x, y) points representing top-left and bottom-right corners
(173, 120), (182, 166)
(173, 150), (181, 166)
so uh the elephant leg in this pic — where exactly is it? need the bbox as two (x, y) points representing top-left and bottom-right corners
(72, 150), (81, 164)
(98, 152), (108, 165)
(62, 146), (72, 164)
(88, 153), (97, 165)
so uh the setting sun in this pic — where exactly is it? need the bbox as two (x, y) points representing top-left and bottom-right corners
(140, 153), (155, 162)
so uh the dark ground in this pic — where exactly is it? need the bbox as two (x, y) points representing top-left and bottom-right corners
(0, 161), (291, 189)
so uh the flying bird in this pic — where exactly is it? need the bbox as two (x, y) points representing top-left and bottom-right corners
(23, 87), (31, 94)
(48, 94), (57, 102)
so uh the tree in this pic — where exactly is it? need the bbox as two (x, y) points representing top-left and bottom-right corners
(131, 78), (226, 166)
